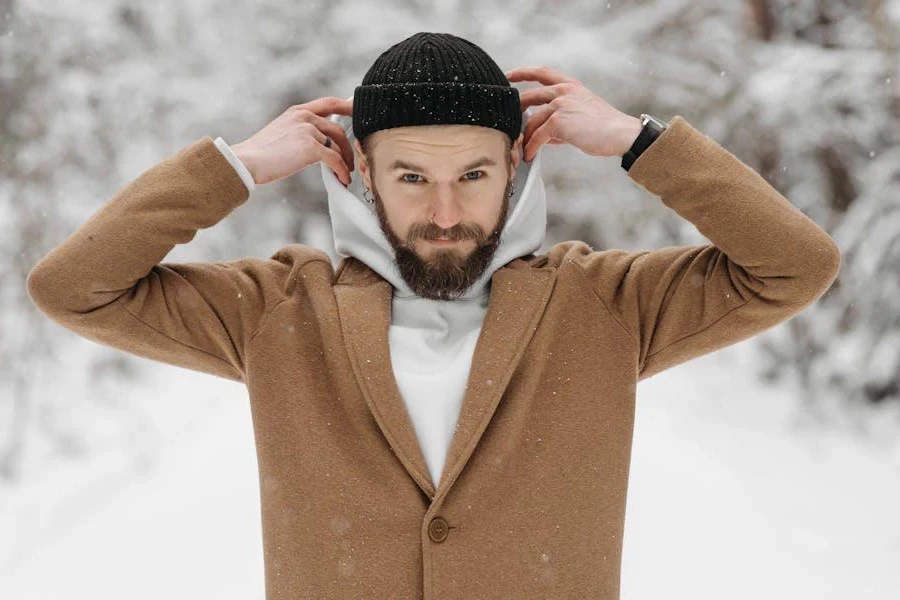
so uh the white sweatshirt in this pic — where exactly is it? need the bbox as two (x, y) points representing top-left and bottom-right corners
(210, 105), (547, 490)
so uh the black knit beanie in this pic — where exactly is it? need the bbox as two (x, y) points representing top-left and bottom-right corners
(352, 32), (521, 145)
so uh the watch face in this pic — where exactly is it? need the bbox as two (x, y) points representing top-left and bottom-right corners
(642, 114), (664, 129)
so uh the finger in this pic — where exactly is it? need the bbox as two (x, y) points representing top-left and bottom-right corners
(519, 85), (565, 111)
(522, 105), (553, 153)
(318, 143), (352, 186)
(304, 96), (353, 118)
(524, 119), (555, 162)
(308, 124), (331, 147)
(310, 114), (355, 170)
(504, 65), (577, 86)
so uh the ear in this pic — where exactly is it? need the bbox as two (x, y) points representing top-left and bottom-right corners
(353, 139), (371, 187)
(509, 132), (523, 176)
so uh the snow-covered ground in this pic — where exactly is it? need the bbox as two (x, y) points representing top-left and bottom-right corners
(2, 339), (899, 599)
(623, 342), (900, 599)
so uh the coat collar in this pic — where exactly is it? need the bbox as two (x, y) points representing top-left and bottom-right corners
(333, 255), (557, 503)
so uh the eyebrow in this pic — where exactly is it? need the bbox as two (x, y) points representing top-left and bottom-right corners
(388, 156), (498, 174)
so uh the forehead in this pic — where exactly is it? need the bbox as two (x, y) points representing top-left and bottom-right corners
(367, 125), (508, 173)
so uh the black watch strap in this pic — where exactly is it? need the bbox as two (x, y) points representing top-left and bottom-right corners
(621, 114), (668, 171)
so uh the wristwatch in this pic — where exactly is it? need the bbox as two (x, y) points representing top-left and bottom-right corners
(621, 113), (668, 171)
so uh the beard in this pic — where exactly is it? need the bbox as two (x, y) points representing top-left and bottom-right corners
(371, 175), (511, 301)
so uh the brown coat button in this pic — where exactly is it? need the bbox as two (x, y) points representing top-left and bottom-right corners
(428, 516), (450, 543)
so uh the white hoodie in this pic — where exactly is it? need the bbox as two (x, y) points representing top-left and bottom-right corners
(212, 102), (546, 489)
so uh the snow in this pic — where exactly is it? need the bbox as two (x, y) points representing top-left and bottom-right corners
(4, 1), (900, 597)
(0, 368), (265, 599)
(623, 341), (900, 599)
(2, 341), (898, 599)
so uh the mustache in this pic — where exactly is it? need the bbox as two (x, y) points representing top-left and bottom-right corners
(411, 224), (485, 242)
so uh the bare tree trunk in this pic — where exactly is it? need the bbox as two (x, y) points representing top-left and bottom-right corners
(747, 0), (775, 41)
(867, 0), (900, 120)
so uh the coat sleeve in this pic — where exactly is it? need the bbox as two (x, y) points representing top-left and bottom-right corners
(25, 136), (295, 383)
(573, 116), (841, 381)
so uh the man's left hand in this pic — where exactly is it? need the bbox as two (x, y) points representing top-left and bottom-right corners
(505, 65), (643, 163)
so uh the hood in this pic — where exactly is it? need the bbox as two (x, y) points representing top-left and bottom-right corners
(321, 95), (547, 300)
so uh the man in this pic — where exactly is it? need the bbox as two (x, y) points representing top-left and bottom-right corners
(27, 32), (839, 600)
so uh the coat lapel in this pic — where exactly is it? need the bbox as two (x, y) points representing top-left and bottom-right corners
(333, 259), (435, 497)
(333, 256), (557, 503)
(438, 260), (557, 499)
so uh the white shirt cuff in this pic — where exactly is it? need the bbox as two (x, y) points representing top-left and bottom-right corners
(213, 136), (256, 193)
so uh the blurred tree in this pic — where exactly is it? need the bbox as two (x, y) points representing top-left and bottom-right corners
(732, 0), (900, 436)
(6, 0), (899, 490)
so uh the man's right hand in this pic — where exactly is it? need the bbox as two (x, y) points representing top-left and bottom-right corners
(231, 97), (354, 186)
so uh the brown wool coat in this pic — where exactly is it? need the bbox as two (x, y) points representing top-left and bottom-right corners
(26, 116), (841, 599)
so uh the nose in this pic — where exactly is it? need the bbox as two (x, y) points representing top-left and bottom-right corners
(427, 185), (464, 231)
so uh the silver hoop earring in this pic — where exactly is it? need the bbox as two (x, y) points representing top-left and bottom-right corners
(507, 180), (516, 198)
(362, 186), (374, 204)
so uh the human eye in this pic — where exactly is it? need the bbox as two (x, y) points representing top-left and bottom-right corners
(463, 170), (484, 181)
(400, 173), (423, 184)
